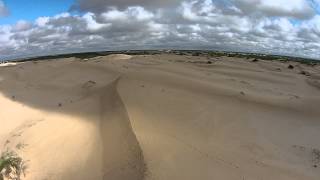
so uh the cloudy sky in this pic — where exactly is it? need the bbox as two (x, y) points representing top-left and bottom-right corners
(0, 0), (320, 60)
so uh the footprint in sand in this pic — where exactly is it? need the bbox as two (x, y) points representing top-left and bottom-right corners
(82, 80), (97, 89)
(3, 119), (45, 150)
(292, 145), (320, 168)
(16, 142), (28, 150)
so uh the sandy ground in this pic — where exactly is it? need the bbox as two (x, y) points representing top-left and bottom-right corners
(0, 54), (320, 180)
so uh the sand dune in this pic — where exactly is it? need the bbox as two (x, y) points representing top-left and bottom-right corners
(0, 54), (320, 180)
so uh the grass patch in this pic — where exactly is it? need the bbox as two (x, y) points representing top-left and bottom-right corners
(0, 151), (25, 180)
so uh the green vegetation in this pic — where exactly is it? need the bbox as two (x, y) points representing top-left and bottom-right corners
(13, 50), (162, 62)
(0, 151), (25, 180)
(174, 50), (319, 65)
(11, 50), (319, 65)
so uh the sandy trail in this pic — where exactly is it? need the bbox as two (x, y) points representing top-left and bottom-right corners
(0, 54), (320, 180)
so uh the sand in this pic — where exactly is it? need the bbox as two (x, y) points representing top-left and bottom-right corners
(0, 54), (320, 180)
(0, 62), (19, 67)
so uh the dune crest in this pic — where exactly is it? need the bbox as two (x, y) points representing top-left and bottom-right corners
(0, 54), (320, 180)
(100, 78), (146, 180)
(106, 54), (133, 60)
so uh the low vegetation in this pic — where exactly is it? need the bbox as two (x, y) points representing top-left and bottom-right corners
(0, 151), (25, 180)
(10, 50), (319, 65)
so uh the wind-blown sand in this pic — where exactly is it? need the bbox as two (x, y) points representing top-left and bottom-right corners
(0, 54), (320, 180)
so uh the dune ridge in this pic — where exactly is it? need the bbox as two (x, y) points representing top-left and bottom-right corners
(0, 54), (320, 180)
(100, 78), (146, 180)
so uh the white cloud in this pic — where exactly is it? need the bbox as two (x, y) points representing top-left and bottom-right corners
(53, 12), (71, 19)
(13, 20), (32, 32)
(303, 14), (320, 32)
(233, 0), (315, 19)
(35, 17), (50, 27)
(71, 0), (182, 12)
(101, 9), (129, 21)
(83, 13), (110, 32)
(101, 6), (154, 22)
(1, 0), (320, 60)
(0, 25), (11, 43)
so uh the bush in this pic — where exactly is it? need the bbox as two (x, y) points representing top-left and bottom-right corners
(0, 151), (25, 180)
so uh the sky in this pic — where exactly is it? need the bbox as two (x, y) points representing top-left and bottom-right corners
(0, 0), (320, 60)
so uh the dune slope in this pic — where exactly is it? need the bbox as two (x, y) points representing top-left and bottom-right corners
(0, 54), (320, 180)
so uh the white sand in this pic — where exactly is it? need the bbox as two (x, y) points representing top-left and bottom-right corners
(0, 54), (320, 180)
(0, 62), (19, 67)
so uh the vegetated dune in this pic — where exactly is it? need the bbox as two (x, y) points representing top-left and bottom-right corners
(0, 54), (320, 180)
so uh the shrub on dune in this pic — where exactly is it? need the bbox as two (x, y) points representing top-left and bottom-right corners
(0, 151), (25, 180)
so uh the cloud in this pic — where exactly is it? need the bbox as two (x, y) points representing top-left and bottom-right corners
(71, 0), (182, 12)
(233, 0), (316, 19)
(1, 0), (320, 60)
(0, 0), (9, 17)
(12, 20), (32, 32)
(71, 0), (317, 19)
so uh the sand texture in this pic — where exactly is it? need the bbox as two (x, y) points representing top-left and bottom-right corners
(0, 54), (320, 180)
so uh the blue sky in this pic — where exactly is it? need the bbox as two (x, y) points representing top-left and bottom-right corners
(0, 0), (74, 25)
